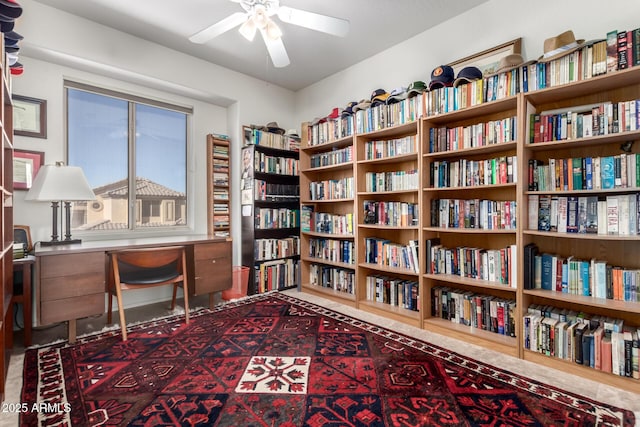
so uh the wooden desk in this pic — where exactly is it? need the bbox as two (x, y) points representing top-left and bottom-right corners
(9, 256), (35, 348)
(34, 235), (232, 343)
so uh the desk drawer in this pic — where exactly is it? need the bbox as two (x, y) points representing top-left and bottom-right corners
(41, 293), (104, 325)
(193, 242), (232, 294)
(40, 252), (104, 278)
(40, 272), (105, 301)
(194, 241), (231, 261)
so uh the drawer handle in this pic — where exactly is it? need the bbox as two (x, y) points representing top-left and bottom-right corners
(211, 259), (216, 263)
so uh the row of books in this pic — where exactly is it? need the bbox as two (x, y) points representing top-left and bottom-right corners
(431, 287), (516, 337)
(608, 29), (640, 72)
(213, 189), (229, 200)
(365, 274), (419, 311)
(13, 242), (26, 259)
(308, 177), (354, 201)
(254, 236), (300, 261)
(529, 100), (640, 144)
(430, 198), (517, 230)
(308, 237), (355, 265)
(528, 154), (640, 192)
(213, 172), (228, 186)
(427, 243), (518, 288)
(300, 206), (354, 235)
(212, 215), (229, 229)
(255, 258), (300, 293)
(213, 145), (229, 158)
(364, 135), (416, 160)
(524, 244), (639, 302)
(430, 155), (517, 189)
(364, 237), (419, 273)
(254, 180), (300, 201)
(424, 79), (487, 116)
(309, 263), (355, 294)
(523, 305), (639, 378)
(212, 157), (228, 172)
(363, 200), (418, 228)
(309, 145), (352, 168)
(307, 115), (354, 147)
(254, 207), (300, 230)
(246, 128), (300, 152)
(213, 203), (228, 214)
(364, 169), (418, 192)
(254, 152), (299, 176)
(354, 95), (423, 134)
(428, 117), (517, 153)
(528, 193), (640, 236)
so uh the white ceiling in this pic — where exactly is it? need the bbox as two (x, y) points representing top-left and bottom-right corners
(32, 0), (488, 91)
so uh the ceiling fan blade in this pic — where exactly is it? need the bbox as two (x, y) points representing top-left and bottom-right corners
(189, 12), (247, 44)
(260, 29), (290, 68)
(277, 6), (349, 37)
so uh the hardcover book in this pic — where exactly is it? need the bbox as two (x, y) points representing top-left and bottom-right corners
(566, 196), (579, 233)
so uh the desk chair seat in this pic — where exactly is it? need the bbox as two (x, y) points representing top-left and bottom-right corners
(107, 246), (189, 341)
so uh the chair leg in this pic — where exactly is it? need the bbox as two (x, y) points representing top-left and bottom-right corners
(170, 285), (178, 310)
(107, 290), (113, 324)
(114, 283), (128, 341)
(182, 282), (190, 325)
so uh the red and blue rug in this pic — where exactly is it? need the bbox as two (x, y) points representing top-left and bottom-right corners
(20, 292), (635, 426)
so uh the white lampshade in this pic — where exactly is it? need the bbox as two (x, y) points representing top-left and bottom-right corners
(25, 163), (96, 202)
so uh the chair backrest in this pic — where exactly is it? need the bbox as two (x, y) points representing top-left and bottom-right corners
(110, 246), (187, 286)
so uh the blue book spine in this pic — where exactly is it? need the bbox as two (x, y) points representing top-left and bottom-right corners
(601, 156), (615, 189)
(585, 157), (593, 190)
(580, 260), (591, 296)
(561, 261), (569, 293)
(541, 253), (554, 290)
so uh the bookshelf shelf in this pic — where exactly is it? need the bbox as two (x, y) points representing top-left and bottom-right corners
(356, 152), (418, 166)
(302, 162), (353, 173)
(423, 227), (517, 234)
(424, 183), (517, 193)
(359, 224), (419, 231)
(300, 198), (353, 204)
(526, 129), (640, 151)
(424, 141), (518, 159)
(302, 256), (355, 269)
(358, 262), (419, 277)
(301, 282), (357, 303)
(523, 289), (640, 314)
(424, 318), (518, 356)
(358, 299), (421, 324)
(523, 230), (640, 241)
(302, 231), (354, 239)
(424, 273), (518, 293)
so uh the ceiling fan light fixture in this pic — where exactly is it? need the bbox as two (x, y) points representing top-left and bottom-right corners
(253, 5), (269, 29)
(265, 19), (282, 41)
(238, 17), (257, 41)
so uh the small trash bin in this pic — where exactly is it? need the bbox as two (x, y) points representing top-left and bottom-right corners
(222, 266), (250, 301)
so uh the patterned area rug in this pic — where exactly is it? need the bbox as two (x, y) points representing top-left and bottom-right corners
(20, 292), (635, 426)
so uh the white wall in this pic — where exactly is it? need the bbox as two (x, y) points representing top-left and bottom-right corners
(294, 0), (640, 124)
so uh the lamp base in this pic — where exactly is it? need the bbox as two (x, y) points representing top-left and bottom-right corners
(41, 239), (82, 246)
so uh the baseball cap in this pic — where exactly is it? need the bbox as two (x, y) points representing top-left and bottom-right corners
(428, 65), (454, 90)
(453, 66), (483, 87)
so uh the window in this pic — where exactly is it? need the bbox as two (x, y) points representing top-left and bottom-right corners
(65, 81), (191, 232)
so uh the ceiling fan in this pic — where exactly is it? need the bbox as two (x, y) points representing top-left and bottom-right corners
(189, 0), (349, 68)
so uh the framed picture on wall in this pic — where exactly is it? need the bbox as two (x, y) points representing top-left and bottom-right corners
(13, 149), (44, 190)
(448, 38), (522, 77)
(13, 95), (48, 138)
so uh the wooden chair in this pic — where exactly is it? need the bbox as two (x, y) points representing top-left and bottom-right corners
(107, 246), (189, 341)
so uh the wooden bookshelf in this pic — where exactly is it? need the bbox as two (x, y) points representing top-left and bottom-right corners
(206, 134), (231, 239)
(300, 65), (640, 392)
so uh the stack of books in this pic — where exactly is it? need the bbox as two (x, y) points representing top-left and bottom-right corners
(13, 242), (25, 259)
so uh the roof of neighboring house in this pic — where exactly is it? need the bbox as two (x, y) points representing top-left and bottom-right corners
(77, 218), (186, 230)
(93, 177), (185, 199)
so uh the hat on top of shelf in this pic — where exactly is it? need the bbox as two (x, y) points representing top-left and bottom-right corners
(4, 29), (21, 41)
(407, 80), (427, 97)
(538, 30), (585, 63)
(341, 101), (358, 118)
(10, 61), (22, 75)
(428, 65), (455, 90)
(326, 107), (342, 119)
(284, 129), (299, 138)
(353, 98), (371, 112)
(0, 0), (21, 19)
(386, 86), (408, 104)
(265, 121), (285, 135)
(485, 53), (537, 78)
(0, 19), (13, 32)
(370, 88), (389, 107)
(453, 66), (483, 88)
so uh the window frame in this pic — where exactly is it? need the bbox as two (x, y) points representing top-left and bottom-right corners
(64, 80), (192, 236)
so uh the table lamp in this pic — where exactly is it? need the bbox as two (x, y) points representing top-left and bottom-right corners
(25, 161), (96, 246)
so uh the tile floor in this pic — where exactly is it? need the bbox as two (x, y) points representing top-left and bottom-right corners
(2, 290), (639, 426)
